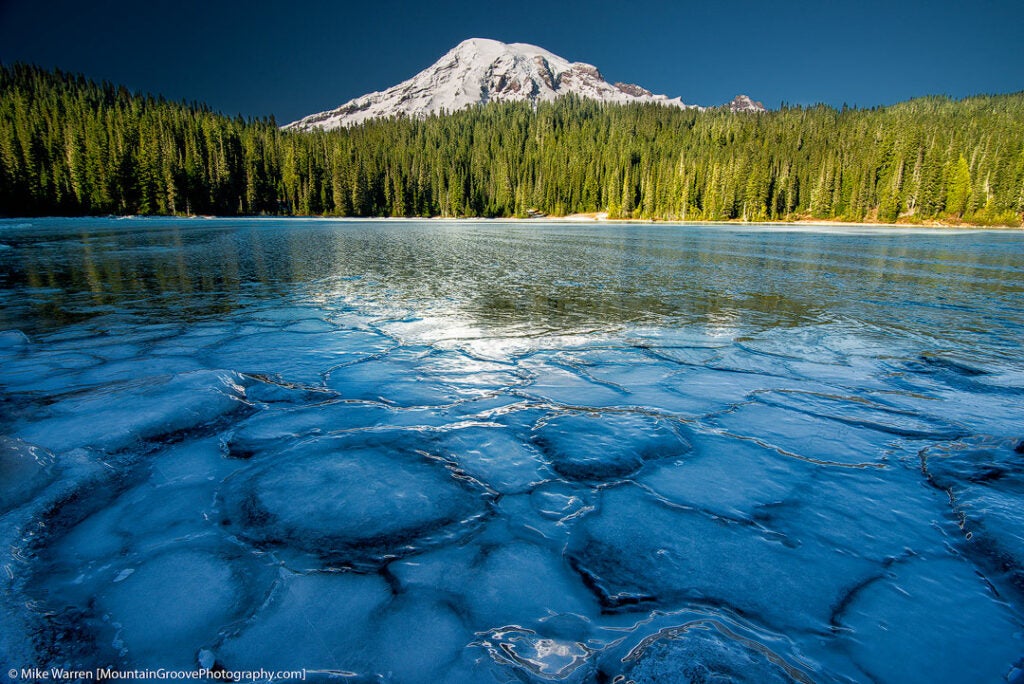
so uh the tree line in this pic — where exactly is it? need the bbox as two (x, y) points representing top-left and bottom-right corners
(2, 63), (1023, 225)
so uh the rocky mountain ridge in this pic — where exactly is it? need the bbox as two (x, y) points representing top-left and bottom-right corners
(286, 38), (764, 130)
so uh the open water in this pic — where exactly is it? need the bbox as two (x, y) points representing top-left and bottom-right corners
(1, 218), (1023, 683)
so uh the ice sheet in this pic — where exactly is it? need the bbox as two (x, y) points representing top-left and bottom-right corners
(2, 219), (1022, 681)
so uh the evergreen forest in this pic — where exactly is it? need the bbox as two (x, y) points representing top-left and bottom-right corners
(2, 63), (1023, 225)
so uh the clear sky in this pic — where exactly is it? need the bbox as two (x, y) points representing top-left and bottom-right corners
(1, 0), (1021, 123)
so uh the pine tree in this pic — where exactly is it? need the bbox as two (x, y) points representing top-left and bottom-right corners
(945, 155), (972, 217)
(1, 64), (1022, 226)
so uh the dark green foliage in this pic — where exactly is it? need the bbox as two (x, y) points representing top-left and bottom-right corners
(2, 63), (1023, 225)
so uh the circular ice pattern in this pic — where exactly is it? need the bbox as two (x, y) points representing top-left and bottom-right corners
(226, 434), (489, 563)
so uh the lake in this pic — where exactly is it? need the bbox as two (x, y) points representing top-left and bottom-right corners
(1, 217), (1023, 683)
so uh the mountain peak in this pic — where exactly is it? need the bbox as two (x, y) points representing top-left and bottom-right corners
(455, 37), (502, 49)
(285, 38), (695, 130)
(286, 39), (766, 129)
(728, 94), (766, 112)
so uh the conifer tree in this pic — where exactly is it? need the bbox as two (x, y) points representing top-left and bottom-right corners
(1, 64), (1022, 226)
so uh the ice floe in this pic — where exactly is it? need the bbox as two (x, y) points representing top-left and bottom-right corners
(532, 411), (690, 481)
(223, 433), (491, 566)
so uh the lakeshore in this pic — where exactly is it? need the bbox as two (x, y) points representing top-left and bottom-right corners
(539, 211), (1024, 229)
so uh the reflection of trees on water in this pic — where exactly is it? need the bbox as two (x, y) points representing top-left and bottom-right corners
(1, 220), (1020, 343)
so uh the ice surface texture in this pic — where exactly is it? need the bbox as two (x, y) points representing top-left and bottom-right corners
(1, 218), (1023, 683)
(532, 411), (691, 480)
(223, 432), (490, 566)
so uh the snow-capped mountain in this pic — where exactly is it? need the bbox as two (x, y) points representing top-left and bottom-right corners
(728, 94), (766, 113)
(287, 38), (761, 130)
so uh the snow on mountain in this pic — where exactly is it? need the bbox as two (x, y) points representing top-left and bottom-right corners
(285, 38), (702, 130)
(728, 94), (766, 113)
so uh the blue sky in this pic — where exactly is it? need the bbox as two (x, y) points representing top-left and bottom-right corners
(1, 0), (1021, 123)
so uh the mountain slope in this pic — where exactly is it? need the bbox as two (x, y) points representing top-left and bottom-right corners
(287, 38), (709, 130)
(728, 94), (765, 112)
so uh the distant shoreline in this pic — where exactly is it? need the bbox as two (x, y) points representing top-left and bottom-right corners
(4, 214), (1022, 230)
(524, 211), (1023, 230)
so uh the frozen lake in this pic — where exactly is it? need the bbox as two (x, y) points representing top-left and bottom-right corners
(1, 218), (1023, 682)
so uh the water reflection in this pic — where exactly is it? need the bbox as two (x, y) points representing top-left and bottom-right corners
(0, 219), (1022, 348)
